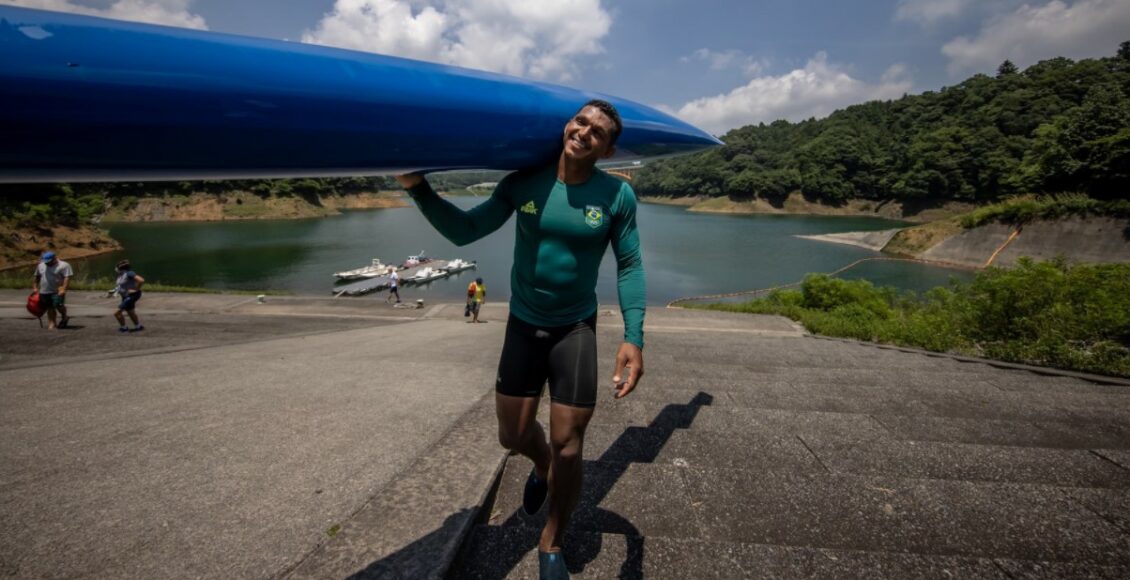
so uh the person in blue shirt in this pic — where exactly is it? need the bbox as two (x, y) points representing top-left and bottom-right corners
(110, 259), (145, 332)
(397, 100), (645, 579)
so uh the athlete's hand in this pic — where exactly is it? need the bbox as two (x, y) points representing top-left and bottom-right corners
(612, 342), (643, 399)
(395, 174), (423, 189)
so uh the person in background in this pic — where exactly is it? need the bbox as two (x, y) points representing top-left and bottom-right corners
(110, 259), (145, 333)
(467, 276), (486, 323)
(33, 251), (73, 330)
(386, 266), (401, 303)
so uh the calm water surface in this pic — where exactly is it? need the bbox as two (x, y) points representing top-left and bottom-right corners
(78, 198), (973, 305)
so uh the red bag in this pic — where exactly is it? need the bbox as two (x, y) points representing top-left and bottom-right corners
(26, 292), (46, 318)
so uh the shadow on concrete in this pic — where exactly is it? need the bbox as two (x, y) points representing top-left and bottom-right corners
(450, 391), (715, 579)
(343, 508), (476, 580)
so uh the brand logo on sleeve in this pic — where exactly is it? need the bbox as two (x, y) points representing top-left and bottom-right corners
(520, 201), (538, 215)
(584, 205), (604, 228)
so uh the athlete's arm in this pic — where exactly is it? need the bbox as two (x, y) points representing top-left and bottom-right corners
(610, 185), (646, 396)
(396, 174), (513, 247)
(611, 186), (646, 349)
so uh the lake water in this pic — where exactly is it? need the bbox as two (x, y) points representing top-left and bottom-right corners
(77, 198), (974, 305)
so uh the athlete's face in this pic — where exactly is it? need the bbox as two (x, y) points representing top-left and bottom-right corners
(562, 106), (617, 163)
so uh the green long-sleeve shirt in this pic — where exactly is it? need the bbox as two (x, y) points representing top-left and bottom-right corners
(406, 164), (646, 348)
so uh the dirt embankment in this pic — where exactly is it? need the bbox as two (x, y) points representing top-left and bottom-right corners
(103, 191), (409, 222)
(2, 191), (411, 270)
(640, 192), (974, 223)
(1, 222), (121, 270)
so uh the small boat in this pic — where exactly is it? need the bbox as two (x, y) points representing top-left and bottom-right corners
(402, 251), (433, 269)
(333, 258), (389, 281)
(405, 266), (449, 284)
(442, 259), (477, 274)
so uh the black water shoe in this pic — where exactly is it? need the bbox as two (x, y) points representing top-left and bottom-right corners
(522, 469), (548, 516)
(538, 550), (569, 580)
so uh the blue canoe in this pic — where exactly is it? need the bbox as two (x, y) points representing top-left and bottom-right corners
(0, 6), (721, 183)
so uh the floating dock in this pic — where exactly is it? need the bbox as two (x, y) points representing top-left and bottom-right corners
(332, 260), (476, 297)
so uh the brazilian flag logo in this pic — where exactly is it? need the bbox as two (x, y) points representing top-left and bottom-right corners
(585, 205), (604, 229)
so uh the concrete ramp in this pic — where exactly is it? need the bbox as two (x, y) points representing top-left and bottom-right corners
(796, 228), (901, 252)
(3, 292), (1128, 578)
(921, 217), (1130, 268)
(454, 322), (1130, 578)
(994, 217), (1130, 266)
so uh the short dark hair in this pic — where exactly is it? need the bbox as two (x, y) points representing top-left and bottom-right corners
(578, 99), (622, 147)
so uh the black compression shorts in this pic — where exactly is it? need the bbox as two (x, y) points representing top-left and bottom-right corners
(496, 313), (598, 408)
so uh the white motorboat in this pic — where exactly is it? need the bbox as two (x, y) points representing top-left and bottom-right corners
(405, 266), (448, 284)
(402, 250), (433, 269)
(333, 258), (389, 281)
(442, 258), (477, 274)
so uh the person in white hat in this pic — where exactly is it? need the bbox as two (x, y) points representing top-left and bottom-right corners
(33, 251), (73, 330)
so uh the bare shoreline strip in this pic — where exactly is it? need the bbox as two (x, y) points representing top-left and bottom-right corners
(795, 228), (901, 252)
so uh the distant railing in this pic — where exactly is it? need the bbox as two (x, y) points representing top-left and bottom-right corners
(603, 165), (641, 181)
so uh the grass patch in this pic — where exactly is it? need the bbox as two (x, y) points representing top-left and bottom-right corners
(883, 218), (964, 256)
(960, 194), (1130, 228)
(694, 258), (1130, 378)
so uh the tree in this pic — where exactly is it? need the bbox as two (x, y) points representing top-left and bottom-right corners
(633, 45), (1130, 205)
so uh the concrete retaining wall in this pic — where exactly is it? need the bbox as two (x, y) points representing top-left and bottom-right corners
(918, 217), (1130, 268)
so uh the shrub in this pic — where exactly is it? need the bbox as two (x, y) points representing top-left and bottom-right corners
(695, 259), (1130, 377)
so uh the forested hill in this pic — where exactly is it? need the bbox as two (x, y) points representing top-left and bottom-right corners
(635, 43), (1130, 205)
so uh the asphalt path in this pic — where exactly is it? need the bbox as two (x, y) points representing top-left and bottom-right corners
(0, 291), (504, 578)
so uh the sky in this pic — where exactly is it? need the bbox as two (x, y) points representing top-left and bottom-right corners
(5, 0), (1130, 135)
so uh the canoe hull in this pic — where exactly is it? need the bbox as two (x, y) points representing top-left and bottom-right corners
(0, 7), (722, 183)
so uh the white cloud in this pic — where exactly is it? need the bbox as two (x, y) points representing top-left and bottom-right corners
(681, 48), (766, 76)
(3, 0), (208, 30)
(942, 0), (1130, 74)
(895, 0), (976, 24)
(302, 0), (612, 81)
(669, 53), (913, 135)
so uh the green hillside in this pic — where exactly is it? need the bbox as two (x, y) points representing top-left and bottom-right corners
(636, 43), (1130, 206)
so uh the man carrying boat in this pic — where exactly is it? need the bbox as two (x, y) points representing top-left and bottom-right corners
(397, 99), (645, 579)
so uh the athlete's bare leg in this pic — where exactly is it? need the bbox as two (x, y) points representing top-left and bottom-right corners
(496, 393), (551, 479)
(540, 402), (594, 552)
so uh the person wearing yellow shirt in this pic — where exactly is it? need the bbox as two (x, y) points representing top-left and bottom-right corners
(466, 277), (486, 323)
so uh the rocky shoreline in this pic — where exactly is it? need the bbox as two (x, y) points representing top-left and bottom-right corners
(1, 223), (121, 271)
(640, 192), (974, 224)
(9, 192), (1129, 272)
(1, 191), (412, 270)
(102, 191), (409, 222)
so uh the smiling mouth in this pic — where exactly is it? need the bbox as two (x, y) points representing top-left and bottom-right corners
(568, 135), (589, 151)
